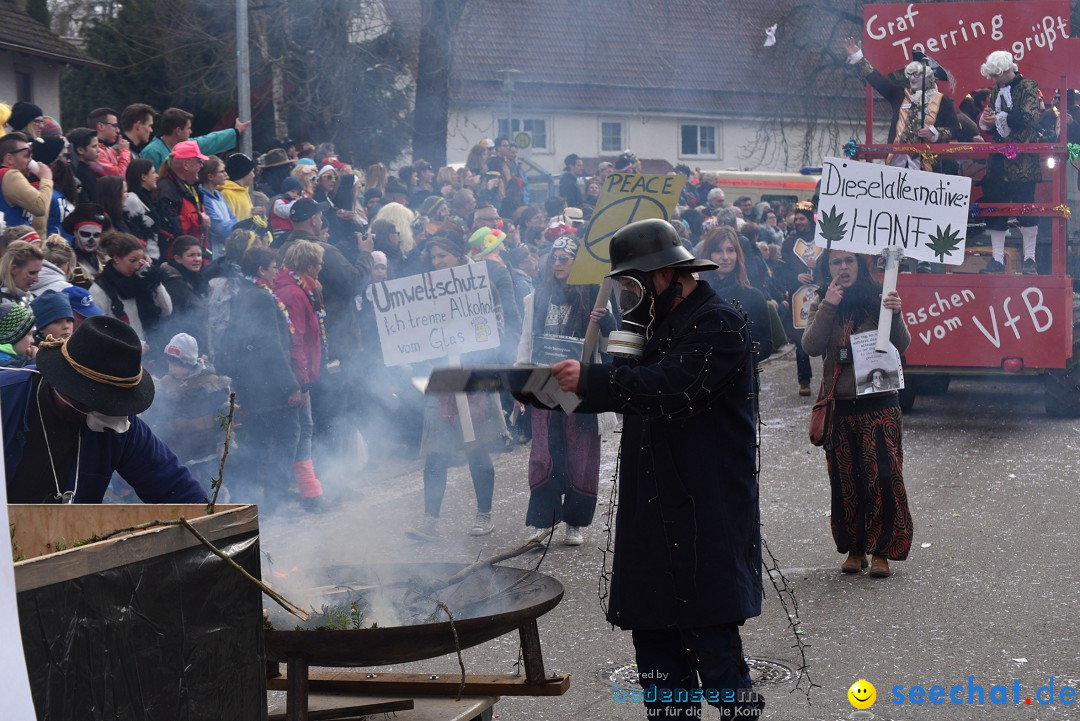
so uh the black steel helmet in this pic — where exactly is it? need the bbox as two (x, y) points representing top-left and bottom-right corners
(606, 218), (718, 278)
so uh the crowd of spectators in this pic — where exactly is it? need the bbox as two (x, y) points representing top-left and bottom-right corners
(1, 97), (822, 522)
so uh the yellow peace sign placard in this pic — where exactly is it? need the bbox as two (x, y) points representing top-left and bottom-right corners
(568, 173), (686, 285)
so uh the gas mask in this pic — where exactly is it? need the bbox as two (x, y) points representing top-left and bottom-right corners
(74, 222), (103, 253)
(56, 392), (132, 433)
(607, 271), (683, 358)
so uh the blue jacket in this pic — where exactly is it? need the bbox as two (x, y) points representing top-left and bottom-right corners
(1, 369), (208, 503)
(200, 185), (238, 246)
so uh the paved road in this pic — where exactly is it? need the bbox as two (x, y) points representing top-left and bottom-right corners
(262, 349), (1080, 720)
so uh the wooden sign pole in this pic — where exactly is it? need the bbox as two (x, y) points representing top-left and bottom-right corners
(875, 248), (904, 352)
(581, 278), (614, 362)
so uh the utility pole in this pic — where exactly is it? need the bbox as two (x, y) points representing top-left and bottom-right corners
(236, 0), (253, 157)
(498, 69), (521, 140)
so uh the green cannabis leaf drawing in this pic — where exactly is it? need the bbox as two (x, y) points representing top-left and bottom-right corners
(817, 205), (848, 249)
(926, 224), (962, 262)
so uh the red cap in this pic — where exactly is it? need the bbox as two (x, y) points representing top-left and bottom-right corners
(172, 140), (208, 161)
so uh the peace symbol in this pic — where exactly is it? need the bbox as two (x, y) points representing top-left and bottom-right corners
(583, 195), (670, 263)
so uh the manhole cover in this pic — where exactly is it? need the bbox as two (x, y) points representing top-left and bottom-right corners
(746, 656), (796, 686)
(597, 663), (642, 689)
(598, 657), (795, 689)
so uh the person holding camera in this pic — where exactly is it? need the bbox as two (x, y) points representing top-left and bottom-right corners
(801, 248), (912, 578)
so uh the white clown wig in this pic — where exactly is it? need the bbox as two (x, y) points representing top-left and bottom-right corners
(904, 61), (931, 79)
(981, 51), (1018, 79)
(373, 202), (418, 254)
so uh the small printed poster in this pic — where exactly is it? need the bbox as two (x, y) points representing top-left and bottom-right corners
(531, 335), (585, 366)
(792, 284), (819, 330)
(850, 329), (905, 395)
(793, 238), (824, 269)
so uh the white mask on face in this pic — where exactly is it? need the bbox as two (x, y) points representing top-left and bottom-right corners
(907, 69), (939, 96)
(56, 392), (131, 433)
(86, 412), (131, 433)
(74, 222), (103, 253)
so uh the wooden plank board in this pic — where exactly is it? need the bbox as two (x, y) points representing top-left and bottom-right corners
(267, 699), (413, 720)
(12, 505), (259, 592)
(9, 503), (252, 559)
(267, 671), (570, 697)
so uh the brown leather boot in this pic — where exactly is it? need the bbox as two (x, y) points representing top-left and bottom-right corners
(868, 555), (892, 578)
(841, 552), (868, 574)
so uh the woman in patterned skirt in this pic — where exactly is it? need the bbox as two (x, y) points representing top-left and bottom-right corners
(515, 235), (614, 546)
(802, 249), (913, 577)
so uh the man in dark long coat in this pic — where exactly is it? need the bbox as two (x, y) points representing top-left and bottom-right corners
(549, 218), (764, 719)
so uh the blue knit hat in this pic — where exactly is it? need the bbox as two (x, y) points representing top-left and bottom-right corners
(30, 290), (73, 331)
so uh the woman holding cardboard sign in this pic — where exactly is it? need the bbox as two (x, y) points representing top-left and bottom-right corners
(802, 249), (912, 578)
(409, 233), (507, 541)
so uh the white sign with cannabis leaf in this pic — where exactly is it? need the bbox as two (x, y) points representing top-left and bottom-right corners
(815, 157), (972, 265)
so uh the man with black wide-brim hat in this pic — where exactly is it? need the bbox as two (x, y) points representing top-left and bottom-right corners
(544, 218), (765, 719)
(1, 315), (207, 504)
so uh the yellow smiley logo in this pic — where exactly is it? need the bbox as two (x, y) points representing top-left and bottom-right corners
(847, 679), (876, 709)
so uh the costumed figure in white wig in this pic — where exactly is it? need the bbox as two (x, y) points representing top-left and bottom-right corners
(977, 50), (1043, 275)
(842, 37), (961, 172)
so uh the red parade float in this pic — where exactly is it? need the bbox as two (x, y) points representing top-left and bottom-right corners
(853, 0), (1080, 415)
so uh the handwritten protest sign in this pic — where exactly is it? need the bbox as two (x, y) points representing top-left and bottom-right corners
(815, 157), (972, 266)
(371, 263), (500, 366)
(568, 172), (686, 285)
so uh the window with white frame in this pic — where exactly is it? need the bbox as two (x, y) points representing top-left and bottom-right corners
(497, 117), (549, 151)
(600, 120), (623, 152)
(679, 122), (720, 158)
